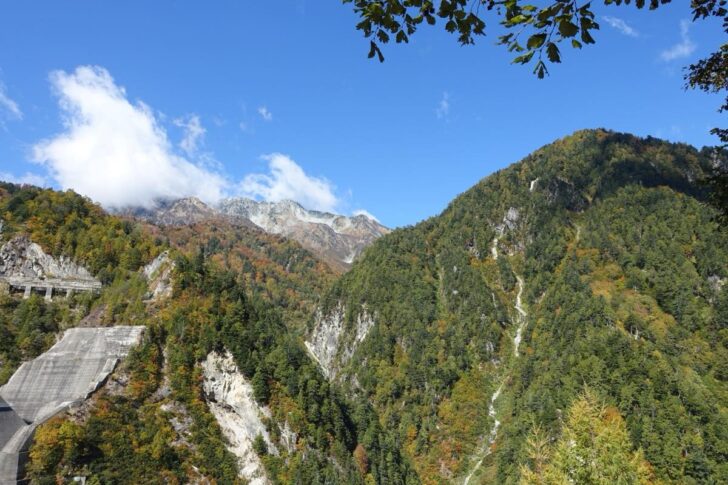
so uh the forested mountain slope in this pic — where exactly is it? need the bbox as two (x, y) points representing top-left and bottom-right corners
(0, 183), (416, 484)
(310, 129), (728, 484)
(1, 128), (726, 484)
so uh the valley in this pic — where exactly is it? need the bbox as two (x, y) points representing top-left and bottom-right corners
(0, 129), (726, 484)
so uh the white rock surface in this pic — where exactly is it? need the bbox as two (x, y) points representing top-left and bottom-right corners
(201, 351), (276, 485)
(143, 251), (175, 301)
(305, 304), (375, 378)
(218, 198), (389, 269)
(279, 421), (297, 454)
(305, 305), (345, 379)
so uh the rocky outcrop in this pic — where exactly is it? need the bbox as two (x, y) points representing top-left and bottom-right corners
(219, 198), (390, 270)
(491, 208), (523, 258)
(129, 196), (389, 270)
(305, 304), (375, 379)
(160, 401), (195, 449)
(142, 251), (175, 302)
(0, 235), (100, 289)
(201, 351), (276, 485)
(130, 197), (223, 226)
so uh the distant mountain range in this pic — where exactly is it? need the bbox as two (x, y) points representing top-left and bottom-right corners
(128, 197), (389, 270)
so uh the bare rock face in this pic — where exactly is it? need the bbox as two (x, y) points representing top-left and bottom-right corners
(129, 196), (388, 270)
(129, 197), (232, 227)
(201, 351), (276, 485)
(304, 305), (346, 379)
(142, 251), (175, 302)
(305, 304), (375, 379)
(218, 198), (390, 270)
(0, 235), (98, 284)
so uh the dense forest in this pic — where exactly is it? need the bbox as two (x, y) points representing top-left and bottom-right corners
(315, 129), (728, 484)
(1, 129), (726, 484)
(0, 183), (415, 484)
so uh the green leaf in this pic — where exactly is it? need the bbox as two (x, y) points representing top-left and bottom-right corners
(581, 29), (595, 44)
(527, 33), (547, 49)
(513, 51), (535, 65)
(546, 42), (561, 63)
(508, 14), (530, 25)
(558, 20), (579, 38)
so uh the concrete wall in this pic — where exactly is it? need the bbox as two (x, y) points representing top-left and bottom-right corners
(0, 326), (145, 483)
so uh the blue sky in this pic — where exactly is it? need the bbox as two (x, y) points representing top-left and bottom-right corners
(0, 1), (724, 227)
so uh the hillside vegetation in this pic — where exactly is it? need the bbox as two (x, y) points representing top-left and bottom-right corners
(1, 129), (726, 484)
(0, 183), (414, 484)
(316, 130), (728, 484)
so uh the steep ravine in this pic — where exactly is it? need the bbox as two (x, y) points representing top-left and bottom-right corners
(463, 241), (528, 485)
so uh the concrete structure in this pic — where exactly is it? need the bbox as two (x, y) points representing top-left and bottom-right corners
(2, 276), (101, 301)
(0, 326), (145, 484)
(0, 236), (102, 302)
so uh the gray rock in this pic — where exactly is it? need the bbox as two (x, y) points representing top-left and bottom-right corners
(218, 197), (389, 270)
(142, 251), (175, 302)
(305, 304), (375, 379)
(0, 236), (101, 296)
(201, 351), (275, 485)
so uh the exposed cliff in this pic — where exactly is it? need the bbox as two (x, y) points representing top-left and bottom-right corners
(218, 198), (389, 270)
(305, 304), (375, 379)
(142, 250), (174, 301)
(201, 350), (277, 485)
(0, 235), (100, 288)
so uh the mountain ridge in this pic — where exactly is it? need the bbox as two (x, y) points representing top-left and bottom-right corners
(306, 128), (728, 483)
(126, 196), (389, 271)
(1, 129), (726, 484)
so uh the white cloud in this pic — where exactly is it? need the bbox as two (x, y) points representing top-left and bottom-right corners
(352, 209), (379, 222)
(0, 83), (22, 119)
(26, 65), (377, 218)
(32, 65), (227, 210)
(173, 114), (206, 155)
(602, 16), (639, 37)
(436, 92), (450, 119)
(240, 153), (339, 212)
(0, 171), (47, 186)
(660, 19), (696, 62)
(257, 105), (273, 121)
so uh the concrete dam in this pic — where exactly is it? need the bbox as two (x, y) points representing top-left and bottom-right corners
(0, 326), (145, 484)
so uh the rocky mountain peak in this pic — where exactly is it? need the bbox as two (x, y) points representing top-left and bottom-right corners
(217, 197), (389, 270)
(129, 196), (388, 270)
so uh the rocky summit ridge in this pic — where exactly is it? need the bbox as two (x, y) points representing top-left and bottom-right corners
(130, 196), (389, 270)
